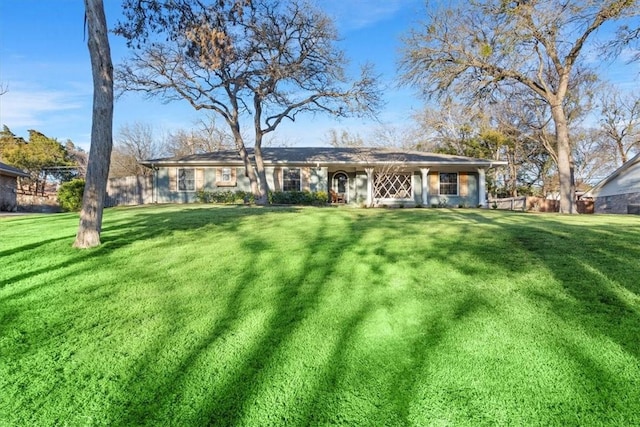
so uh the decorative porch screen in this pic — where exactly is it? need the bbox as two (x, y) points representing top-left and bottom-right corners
(374, 172), (412, 199)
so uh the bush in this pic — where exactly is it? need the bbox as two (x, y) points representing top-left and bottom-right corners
(196, 189), (328, 206)
(57, 179), (85, 212)
(269, 190), (328, 206)
(196, 190), (254, 204)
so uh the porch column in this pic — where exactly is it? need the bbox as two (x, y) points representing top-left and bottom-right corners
(420, 168), (430, 206)
(365, 167), (374, 207)
(478, 167), (487, 207)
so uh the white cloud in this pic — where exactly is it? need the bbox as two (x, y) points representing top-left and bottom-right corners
(0, 86), (86, 128)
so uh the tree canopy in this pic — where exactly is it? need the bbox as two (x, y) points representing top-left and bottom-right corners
(0, 126), (81, 194)
(400, 0), (640, 213)
(114, 0), (381, 204)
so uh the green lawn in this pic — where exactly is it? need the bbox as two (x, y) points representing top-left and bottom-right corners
(1, 205), (639, 426)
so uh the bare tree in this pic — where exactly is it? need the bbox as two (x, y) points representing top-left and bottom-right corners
(400, 0), (639, 213)
(598, 87), (640, 166)
(115, 0), (381, 204)
(74, 0), (113, 248)
(325, 129), (365, 147)
(164, 115), (234, 157)
(110, 122), (162, 177)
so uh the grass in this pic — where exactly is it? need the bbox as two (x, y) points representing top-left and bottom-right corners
(1, 205), (639, 426)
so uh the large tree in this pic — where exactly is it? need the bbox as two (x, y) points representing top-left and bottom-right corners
(74, 0), (114, 248)
(163, 116), (234, 157)
(598, 87), (640, 166)
(115, 0), (380, 204)
(0, 128), (77, 195)
(400, 0), (639, 213)
(110, 122), (162, 178)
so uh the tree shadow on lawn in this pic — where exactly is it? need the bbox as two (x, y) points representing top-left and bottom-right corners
(105, 209), (526, 426)
(512, 219), (640, 358)
(4, 207), (639, 425)
(107, 208), (640, 425)
(109, 207), (376, 425)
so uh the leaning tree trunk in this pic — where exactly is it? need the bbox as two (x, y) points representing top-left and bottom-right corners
(74, 0), (113, 248)
(551, 104), (576, 214)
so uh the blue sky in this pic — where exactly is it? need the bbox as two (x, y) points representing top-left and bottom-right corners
(0, 0), (637, 151)
(0, 0), (426, 150)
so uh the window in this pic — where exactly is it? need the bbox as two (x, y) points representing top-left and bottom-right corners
(439, 172), (458, 195)
(283, 168), (301, 191)
(374, 173), (412, 199)
(216, 167), (236, 186)
(178, 168), (195, 191)
(221, 168), (232, 182)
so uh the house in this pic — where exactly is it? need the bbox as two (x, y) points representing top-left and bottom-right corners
(0, 161), (29, 212)
(582, 152), (640, 214)
(141, 147), (506, 207)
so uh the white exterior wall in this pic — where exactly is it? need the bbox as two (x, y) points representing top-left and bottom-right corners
(591, 161), (640, 197)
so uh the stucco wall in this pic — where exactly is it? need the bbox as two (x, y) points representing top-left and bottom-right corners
(425, 172), (479, 207)
(153, 166), (482, 208)
(155, 166), (328, 203)
(0, 175), (18, 211)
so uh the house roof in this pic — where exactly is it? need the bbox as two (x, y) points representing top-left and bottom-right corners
(582, 152), (640, 198)
(142, 147), (506, 168)
(0, 161), (29, 178)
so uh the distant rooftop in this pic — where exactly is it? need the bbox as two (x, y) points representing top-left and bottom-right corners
(0, 161), (29, 177)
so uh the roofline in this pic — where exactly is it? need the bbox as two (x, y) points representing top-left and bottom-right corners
(141, 159), (507, 168)
(583, 152), (640, 197)
(0, 164), (30, 178)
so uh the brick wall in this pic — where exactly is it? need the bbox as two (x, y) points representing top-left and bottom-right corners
(594, 192), (640, 214)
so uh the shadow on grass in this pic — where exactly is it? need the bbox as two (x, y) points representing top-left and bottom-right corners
(125, 208), (639, 425)
(2, 207), (639, 426)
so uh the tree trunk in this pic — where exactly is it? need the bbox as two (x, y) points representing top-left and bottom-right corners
(253, 134), (269, 205)
(74, 0), (113, 248)
(232, 129), (261, 202)
(551, 104), (576, 214)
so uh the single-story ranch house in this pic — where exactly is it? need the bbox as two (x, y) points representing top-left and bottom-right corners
(142, 147), (506, 207)
(582, 152), (640, 214)
(0, 161), (29, 212)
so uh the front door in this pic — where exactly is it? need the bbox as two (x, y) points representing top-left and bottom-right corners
(333, 172), (348, 203)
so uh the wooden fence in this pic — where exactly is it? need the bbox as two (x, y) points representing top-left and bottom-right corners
(489, 196), (594, 214)
(105, 176), (153, 207)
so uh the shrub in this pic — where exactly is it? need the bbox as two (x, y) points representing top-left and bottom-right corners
(196, 189), (327, 206)
(196, 190), (255, 204)
(57, 179), (85, 212)
(269, 190), (328, 206)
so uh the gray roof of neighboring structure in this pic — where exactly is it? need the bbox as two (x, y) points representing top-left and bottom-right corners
(0, 161), (29, 177)
(582, 151), (640, 198)
(142, 147), (506, 167)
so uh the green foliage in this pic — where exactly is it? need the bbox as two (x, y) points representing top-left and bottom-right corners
(1, 206), (639, 425)
(57, 179), (85, 211)
(268, 190), (328, 205)
(0, 126), (80, 193)
(196, 189), (255, 204)
(195, 189), (329, 206)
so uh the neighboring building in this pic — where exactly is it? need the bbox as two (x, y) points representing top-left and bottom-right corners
(142, 147), (505, 207)
(0, 161), (29, 212)
(582, 152), (640, 214)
